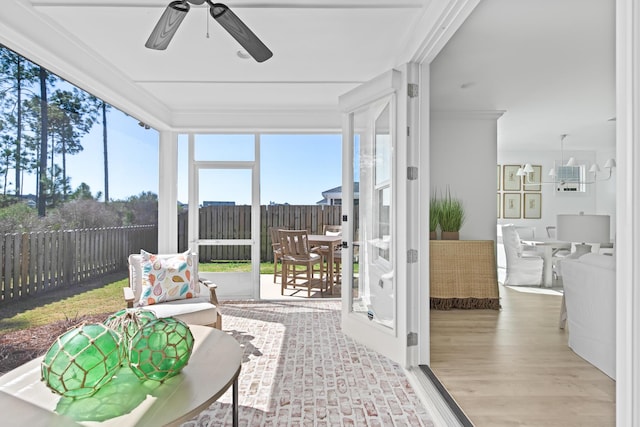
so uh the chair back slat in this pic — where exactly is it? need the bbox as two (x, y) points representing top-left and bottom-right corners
(279, 229), (312, 258)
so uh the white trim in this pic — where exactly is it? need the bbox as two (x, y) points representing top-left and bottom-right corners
(403, 0), (481, 64)
(339, 70), (402, 113)
(157, 131), (178, 253)
(616, 0), (640, 425)
(418, 63), (432, 366)
(252, 135), (261, 300)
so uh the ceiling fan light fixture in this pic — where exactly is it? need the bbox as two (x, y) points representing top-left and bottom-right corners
(236, 49), (251, 59)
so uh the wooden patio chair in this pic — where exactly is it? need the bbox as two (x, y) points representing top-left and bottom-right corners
(279, 229), (324, 297)
(269, 227), (284, 283)
(124, 250), (222, 329)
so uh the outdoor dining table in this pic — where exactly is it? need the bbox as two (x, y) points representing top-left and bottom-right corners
(307, 234), (342, 294)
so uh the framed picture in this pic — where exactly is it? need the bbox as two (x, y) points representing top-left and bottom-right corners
(503, 193), (521, 219)
(503, 165), (521, 191)
(524, 193), (542, 219)
(497, 193), (501, 218)
(523, 165), (542, 191)
(497, 165), (501, 190)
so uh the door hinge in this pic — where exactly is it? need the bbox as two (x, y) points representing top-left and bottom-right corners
(407, 332), (418, 346)
(407, 166), (418, 180)
(408, 83), (419, 98)
(342, 214), (348, 222)
(342, 241), (348, 249)
(407, 249), (418, 263)
(407, 126), (410, 137)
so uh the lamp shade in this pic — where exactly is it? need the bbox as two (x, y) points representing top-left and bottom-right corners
(556, 214), (610, 244)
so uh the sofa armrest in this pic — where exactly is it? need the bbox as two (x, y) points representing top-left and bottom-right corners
(199, 279), (222, 330)
(123, 287), (135, 309)
(200, 279), (220, 306)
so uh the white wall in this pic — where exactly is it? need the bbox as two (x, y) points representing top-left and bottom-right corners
(498, 149), (616, 241)
(430, 111), (502, 240)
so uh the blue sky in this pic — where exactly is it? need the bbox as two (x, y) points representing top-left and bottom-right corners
(23, 109), (344, 205)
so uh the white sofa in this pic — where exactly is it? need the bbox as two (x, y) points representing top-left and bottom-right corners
(561, 253), (615, 379)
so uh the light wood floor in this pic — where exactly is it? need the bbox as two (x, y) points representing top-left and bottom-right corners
(430, 284), (615, 427)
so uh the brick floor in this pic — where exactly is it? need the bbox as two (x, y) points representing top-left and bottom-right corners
(181, 300), (435, 427)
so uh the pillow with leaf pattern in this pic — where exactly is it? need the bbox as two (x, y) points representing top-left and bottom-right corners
(138, 250), (196, 306)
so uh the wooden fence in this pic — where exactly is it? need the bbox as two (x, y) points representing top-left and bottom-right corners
(0, 206), (356, 304)
(0, 225), (157, 304)
(178, 205), (358, 262)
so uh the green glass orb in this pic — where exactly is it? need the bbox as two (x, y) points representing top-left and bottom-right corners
(41, 323), (121, 398)
(104, 308), (157, 362)
(128, 317), (194, 382)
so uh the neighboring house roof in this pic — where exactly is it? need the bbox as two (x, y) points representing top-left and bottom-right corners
(321, 183), (360, 198)
(317, 183), (359, 205)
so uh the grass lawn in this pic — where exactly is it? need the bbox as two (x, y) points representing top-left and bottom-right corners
(0, 262), (276, 334)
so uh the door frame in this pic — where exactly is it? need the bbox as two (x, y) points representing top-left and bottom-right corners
(186, 133), (261, 300)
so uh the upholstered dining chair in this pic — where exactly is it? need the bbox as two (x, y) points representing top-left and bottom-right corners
(124, 250), (222, 329)
(501, 224), (544, 286)
(279, 229), (325, 297)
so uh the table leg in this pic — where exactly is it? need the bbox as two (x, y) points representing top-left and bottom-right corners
(233, 377), (238, 427)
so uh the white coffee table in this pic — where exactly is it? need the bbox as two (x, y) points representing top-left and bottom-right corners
(0, 325), (242, 427)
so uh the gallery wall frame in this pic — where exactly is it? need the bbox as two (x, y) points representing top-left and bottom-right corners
(523, 193), (542, 219)
(503, 192), (521, 219)
(503, 165), (521, 191)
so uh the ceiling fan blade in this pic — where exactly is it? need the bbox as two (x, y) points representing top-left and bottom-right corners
(145, 1), (190, 50)
(210, 4), (273, 63)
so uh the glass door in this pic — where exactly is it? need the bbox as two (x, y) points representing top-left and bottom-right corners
(340, 69), (409, 365)
(187, 135), (260, 299)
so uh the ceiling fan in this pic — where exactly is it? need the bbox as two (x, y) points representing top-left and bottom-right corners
(145, 0), (273, 63)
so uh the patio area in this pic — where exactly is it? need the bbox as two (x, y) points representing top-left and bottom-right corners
(260, 274), (342, 301)
(181, 299), (435, 427)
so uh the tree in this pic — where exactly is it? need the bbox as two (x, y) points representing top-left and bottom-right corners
(37, 66), (48, 217)
(125, 191), (158, 225)
(48, 88), (97, 200)
(0, 46), (40, 196)
(70, 182), (98, 200)
(102, 101), (111, 202)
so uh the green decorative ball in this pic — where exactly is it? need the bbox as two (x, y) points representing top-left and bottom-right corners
(104, 308), (157, 361)
(128, 317), (194, 382)
(41, 323), (121, 398)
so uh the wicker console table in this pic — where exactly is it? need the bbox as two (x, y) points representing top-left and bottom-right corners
(430, 240), (500, 310)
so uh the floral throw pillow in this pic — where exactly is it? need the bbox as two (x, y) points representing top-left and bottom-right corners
(138, 250), (197, 306)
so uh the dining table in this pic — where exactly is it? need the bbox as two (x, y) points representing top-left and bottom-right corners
(521, 240), (572, 287)
(307, 234), (342, 294)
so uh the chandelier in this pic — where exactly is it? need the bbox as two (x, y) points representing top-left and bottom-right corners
(517, 134), (616, 189)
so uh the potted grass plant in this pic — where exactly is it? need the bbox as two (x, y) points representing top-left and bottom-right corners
(430, 195), (440, 240)
(439, 188), (465, 240)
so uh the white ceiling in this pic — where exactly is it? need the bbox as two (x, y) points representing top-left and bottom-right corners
(431, 0), (615, 151)
(0, 0), (615, 151)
